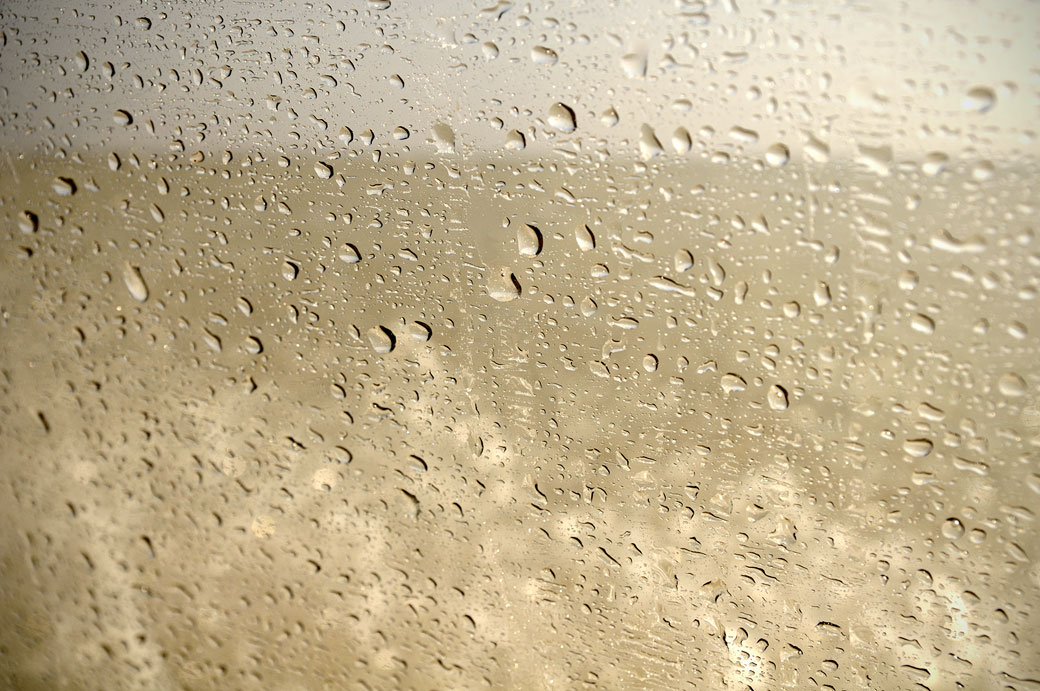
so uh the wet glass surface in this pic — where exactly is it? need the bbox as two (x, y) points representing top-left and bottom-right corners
(1, 1), (1038, 689)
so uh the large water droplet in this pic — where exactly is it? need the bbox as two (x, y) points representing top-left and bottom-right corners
(122, 263), (149, 302)
(767, 384), (789, 410)
(962, 86), (996, 113)
(516, 224), (543, 256)
(488, 271), (521, 302)
(998, 372), (1026, 397)
(338, 243), (361, 263)
(367, 326), (396, 353)
(547, 103), (576, 133)
(575, 224), (596, 251)
(765, 143), (790, 167)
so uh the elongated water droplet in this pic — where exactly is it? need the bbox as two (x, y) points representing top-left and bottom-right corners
(516, 224), (542, 256)
(575, 224), (595, 251)
(122, 263), (149, 302)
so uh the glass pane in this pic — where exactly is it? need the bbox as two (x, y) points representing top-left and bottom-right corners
(1, 1), (1037, 688)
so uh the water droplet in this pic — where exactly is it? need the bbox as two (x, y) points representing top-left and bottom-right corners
(674, 249), (694, 272)
(972, 160), (996, 181)
(813, 282), (831, 306)
(244, 336), (263, 355)
(671, 127), (692, 154)
(531, 46), (558, 65)
(122, 263), (149, 302)
(547, 103), (576, 133)
(52, 177), (76, 196)
(367, 326), (396, 353)
(338, 243), (361, 263)
(406, 321), (432, 342)
(962, 86), (996, 113)
(998, 372), (1026, 397)
(767, 384), (789, 410)
(903, 439), (933, 458)
(620, 49), (648, 78)
(922, 152), (948, 176)
(942, 518), (965, 540)
(505, 129), (526, 150)
(432, 123), (456, 153)
(516, 224), (542, 256)
(18, 211), (38, 234)
(314, 162), (333, 179)
(721, 373), (747, 394)
(639, 124), (663, 159)
(804, 135), (830, 163)
(575, 224), (596, 251)
(488, 271), (521, 302)
(911, 314), (935, 334)
(765, 143), (790, 167)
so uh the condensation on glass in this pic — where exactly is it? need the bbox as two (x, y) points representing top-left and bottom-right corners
(0, 1), (1038, 689)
